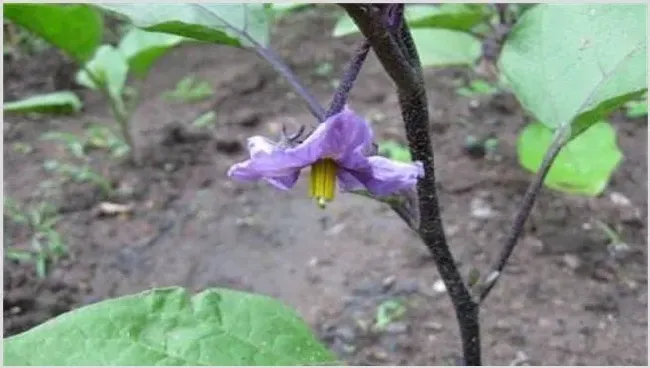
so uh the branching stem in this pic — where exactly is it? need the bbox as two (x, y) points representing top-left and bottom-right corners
(478, 126), (570, 303)
(341, 4), (481, 365)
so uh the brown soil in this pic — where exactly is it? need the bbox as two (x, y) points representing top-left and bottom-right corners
(3, 9), (647, 365)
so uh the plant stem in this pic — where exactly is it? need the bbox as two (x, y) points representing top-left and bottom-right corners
(326, 40), (370, 117)
(82, 66), (139, 165)
(107, 92), (137, 165)
(478, 127), (569, 304)
(341, 5), (481, 365)
(255, 46), (326, 121)
(194, 4), (327, 121)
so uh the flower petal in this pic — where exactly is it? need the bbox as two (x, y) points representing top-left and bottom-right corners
(264, 171), (300, 190)
(227, 136), (310, 182)
(288, 107), (374, 163)
(355, 156), (424, 196)
(336, 170), (366, 191)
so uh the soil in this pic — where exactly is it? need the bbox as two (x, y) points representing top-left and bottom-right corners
(3, 8), (648, 366)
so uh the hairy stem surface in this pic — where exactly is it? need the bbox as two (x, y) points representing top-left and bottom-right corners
(341, 4), (481, 365)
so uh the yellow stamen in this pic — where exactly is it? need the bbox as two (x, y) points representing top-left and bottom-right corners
(309, 158), (337, 209)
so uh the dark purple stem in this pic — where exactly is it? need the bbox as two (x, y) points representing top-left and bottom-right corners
(340, 4), (481, 365)
(325, 5), (406, 117)
(478, 127), (570, 303)
(195, 4), (327, 121)
(325, 41), (370, 117)
(256, 46), (326, 121)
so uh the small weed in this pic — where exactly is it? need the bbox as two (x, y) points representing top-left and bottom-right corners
(85, 124), (130, 159)
(374, 299), (407, 330)
(313, 61), (334, 78)
(41, 131), (86, 158)
(3, 21), (50, 59)
(163, 75), (214, 103)
(12, 142), (33, 154)
(191, 111), (217, 129)
(4, 198), (67, 278)
(43, 159), (113, 196)
(456, 79), (499, 98)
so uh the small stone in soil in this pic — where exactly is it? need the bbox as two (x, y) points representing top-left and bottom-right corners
(432, 279), (447, 293)
(607, 242), (632, 260)
(423, 321), (443, 332)
(384, 322), (409, 335)
(382, 275), (396, 291)
(367, 348), (389, 361)
(235, 216), (255, 227)
(523, 235), (545, 253)
(470, 196), (496, 219)
(562, 254), (581, 271)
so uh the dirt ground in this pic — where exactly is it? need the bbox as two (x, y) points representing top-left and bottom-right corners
(3, 9), (648, 366)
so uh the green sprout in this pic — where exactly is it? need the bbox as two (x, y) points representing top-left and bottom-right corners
(163, 75), (214, 103)
(374, 299), (407, 330)
(456, 79), (498, 98)
(4, 199), (67, 278)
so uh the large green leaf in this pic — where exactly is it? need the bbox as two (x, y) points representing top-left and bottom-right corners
(96, 4), (269, 48)
(413, 29), (481, 67)
(3, 91), (82, 115)
(331, 14), (359, 38)
(500, 4), (647, 137)
(270, 2), (314, 18)
(333, 4), (487, 38)
(517, 121), (623, 196)
(405, 4), (487, 31)
(76, 45), (129, 100)
(118, 28), (186, 78)
(3, 4), (103, 63)
(3, 287), (337, 366)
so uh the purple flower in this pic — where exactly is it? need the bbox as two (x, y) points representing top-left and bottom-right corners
(227, 107), (424, 207)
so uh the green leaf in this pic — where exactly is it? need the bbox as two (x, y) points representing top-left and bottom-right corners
(469, 80), (497, 95)
(163, 76), (214, 103)
(271, 3), (313, 17)
(36, 255), (48, 279)
(457, 79), (498, 97)
(4, 4), (103, 63)
(3, 91), (82, 115)
(332, 14), (358, 38)
(378, 140), (412, 163)
(405, 4), (487, 31)
(76, 45), (129, 100)
(41, 131), (86, 159)
(499, 4), (647, 137)
(192, 111), (217, 128)
(517, 121), (623, 196)
(412, 29), (481, 67)
(118, 28), (186, 78)
(374, 299), (406, 330)
(333, 4), (487, 37)
(625, 99), (648, 118)
(96, 4), (269, 48)
(3, 287), (337, 366)
(5, 248), (34, 263)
